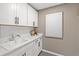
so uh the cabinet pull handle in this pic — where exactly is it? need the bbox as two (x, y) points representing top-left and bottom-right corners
(22, 53), (26, 56)
(38, 42), (40, 47)
(33, 21), (35, 27)
(15, 16), (19, 24)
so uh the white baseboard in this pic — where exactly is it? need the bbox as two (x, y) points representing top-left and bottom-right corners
(42, 49), (64, 56)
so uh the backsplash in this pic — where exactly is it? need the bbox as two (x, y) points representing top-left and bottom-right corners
(0, 25), (33, 38)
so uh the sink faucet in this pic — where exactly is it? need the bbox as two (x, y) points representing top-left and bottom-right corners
(15, 34), (21, 38)
(9, 34), (21, 41)
(9, 34), (15, 41)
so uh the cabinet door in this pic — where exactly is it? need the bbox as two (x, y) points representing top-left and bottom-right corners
(27, 4), (38, 27)
(26, 42), (34, 56)
(33, 39), (39, 56)
(27, 5), (34, 26)
(16, 3), (28, 26)
(33, 9), (38, 27)
(38, 38), (42, 54)
(0, 3), (16, 25)
(33, 37), (42, 56)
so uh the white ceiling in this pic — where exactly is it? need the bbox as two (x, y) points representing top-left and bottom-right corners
(29, 3), (63, 10)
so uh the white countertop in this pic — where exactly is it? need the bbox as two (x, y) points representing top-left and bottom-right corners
(0, 46), (7, 55)
(0, 33), (43, 56)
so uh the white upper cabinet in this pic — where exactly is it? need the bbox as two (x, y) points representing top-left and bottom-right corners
(27, 5), (34, 26)
(33, 8), (38, 27)
(27, 4), (38, 27)
(0, 3), (16, 25)
(16, 3), (28, 26)
(0, 3), (38, 27)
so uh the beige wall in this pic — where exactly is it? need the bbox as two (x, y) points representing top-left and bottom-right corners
(37, 3), (79, 56)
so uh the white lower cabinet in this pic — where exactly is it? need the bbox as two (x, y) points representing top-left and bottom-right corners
(33, 38), (42, 56)
(26, 37), (42, 56)
(33, 39), (39, 56)
(38, 38), (42, 55)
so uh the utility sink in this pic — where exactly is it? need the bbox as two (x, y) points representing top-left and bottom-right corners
(0, 34), (33, 50)
(0, 37), (29, 50)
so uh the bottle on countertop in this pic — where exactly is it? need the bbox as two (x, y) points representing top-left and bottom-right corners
(30, 27), (37, 36)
